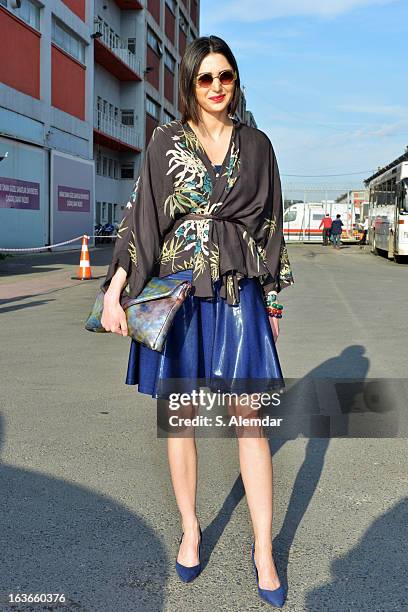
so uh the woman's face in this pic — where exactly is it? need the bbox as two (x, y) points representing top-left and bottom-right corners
(194, 52), (236, 118)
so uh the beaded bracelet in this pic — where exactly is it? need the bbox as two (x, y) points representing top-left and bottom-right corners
(266, 302), (283, 318)
(264, 291), (284, 318)
(265, 293), (277, 306)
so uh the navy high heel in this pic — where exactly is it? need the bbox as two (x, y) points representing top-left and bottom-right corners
(175, 525), (203, 583)
(251, 543), (287, 608)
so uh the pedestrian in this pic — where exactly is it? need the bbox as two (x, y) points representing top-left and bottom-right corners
(331, 214), (344, 248)
(359, 217), (369, 247)
(100, 35), (294, 608)
(319, 213), (332, 245)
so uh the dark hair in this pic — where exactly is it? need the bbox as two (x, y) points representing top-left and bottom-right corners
(336, 214), (341, 218)
(179, 35), (241, 124)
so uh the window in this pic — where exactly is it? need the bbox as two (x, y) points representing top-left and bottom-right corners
(164, 49), (175, 73)
(101, 202), (107, 223)
(147, 27), (163, 56)
(121, 110), (134, 126)
(312, 214), (324, 221)
(127, 38), (136, 54)
(113, 203), (121, 224)
(163, 110), (175, 124)
(179, 12), (188, 33)
(96, 96), (121, 122)
(15, 0), (40, 30)
(284, 210), (297, 223)
(146, 96), (160, 120)
(97, 154), (120, 178)
(52, 18), (86, 64)
(121, 163), (134, 179)
(0, 0), (7, 8)
(165, 0), (176, 14)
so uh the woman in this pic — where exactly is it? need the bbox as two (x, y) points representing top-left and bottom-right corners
(101, 36), (294, 608)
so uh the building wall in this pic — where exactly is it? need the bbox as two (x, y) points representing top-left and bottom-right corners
(94, 0), (200, 225)
(0, 135), (48, 249)
(95, 0), (122, 32)
(0, 0), (93, 249)
(94, 64), (122, 109)
(0, 0), (209, 249)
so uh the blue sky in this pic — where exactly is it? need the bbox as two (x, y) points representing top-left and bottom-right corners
(200, 0), (408, 192)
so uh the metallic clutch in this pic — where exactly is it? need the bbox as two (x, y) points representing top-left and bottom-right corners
(85, 277), (193, 352)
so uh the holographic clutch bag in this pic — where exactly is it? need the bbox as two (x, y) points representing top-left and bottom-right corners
(85, 277), (193, 352)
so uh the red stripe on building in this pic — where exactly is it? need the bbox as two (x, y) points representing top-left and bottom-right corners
(51, 44), (86, 120)
(0, 6), (40, 99)
(61, 0), (86, 22)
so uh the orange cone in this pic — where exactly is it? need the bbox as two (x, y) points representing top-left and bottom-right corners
(76, 235), (92, 280)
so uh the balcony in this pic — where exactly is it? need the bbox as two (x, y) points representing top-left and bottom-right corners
(114, 0), (143, 9)
(94, 108), (141, 153)
(94, 19), (142, 81)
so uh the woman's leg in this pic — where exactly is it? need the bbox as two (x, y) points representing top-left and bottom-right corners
(230, 396), (281, 590)
(166, 400), (201, 566)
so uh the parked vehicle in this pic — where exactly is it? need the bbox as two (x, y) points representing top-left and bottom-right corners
(100, 222), (116, 244)
(365, 156), (408, 262)
(94, 223), (103, 245)
(283, 202), (358, 242)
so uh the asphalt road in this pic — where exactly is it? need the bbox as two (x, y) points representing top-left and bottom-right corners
(0, 243), (407, 612)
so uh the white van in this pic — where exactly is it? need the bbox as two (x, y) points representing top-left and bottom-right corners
(283, 202), (357, 242)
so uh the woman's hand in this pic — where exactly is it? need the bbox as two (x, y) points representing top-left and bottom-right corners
(100, 266), (129, 336)
(101, 292), (128, 336)
(269, 315), (279, 343)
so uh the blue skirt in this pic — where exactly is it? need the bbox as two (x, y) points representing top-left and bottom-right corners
(125, 269), (285, 398)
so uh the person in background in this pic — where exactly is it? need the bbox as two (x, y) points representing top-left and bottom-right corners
(319, 213), (332, 245)
(359, 217), (369, 247)
(331, 214), (344, 249)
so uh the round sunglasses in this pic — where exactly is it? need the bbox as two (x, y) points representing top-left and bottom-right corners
(194, 69), (237, 89)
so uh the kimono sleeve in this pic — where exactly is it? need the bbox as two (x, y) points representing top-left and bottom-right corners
(100, 129), (166, 297)
(254, 141), (295, 296)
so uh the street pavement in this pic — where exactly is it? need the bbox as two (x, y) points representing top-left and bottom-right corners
(0, 243), (407, 612)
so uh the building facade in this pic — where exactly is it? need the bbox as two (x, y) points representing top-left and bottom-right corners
(93, 0), (199, 229)
(0, 0), (258, 250)
(0, 0), (95, 249)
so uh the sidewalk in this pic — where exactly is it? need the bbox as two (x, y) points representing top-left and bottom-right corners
(0, 242), (373, 301)
(0, 245), (114, 300)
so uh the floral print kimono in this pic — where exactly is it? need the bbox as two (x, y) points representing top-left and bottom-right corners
(101, 118), (294, 306)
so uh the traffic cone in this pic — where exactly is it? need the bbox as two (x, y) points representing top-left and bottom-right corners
(75, 235), (92, 280)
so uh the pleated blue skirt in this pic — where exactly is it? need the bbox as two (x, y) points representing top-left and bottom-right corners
(125, 269), (285, 398)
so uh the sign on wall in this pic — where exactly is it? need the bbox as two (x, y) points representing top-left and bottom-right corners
(57, 186), (90, 212)
(0, 177), (40, 210)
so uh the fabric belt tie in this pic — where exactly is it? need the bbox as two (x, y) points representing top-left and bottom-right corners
(181, 213), (243, 224)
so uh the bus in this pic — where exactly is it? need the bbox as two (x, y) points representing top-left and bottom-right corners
(364, 153), (408, 261)
(283, 201), (358, 242)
